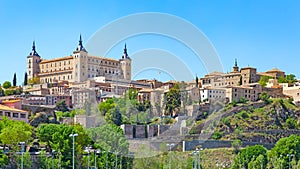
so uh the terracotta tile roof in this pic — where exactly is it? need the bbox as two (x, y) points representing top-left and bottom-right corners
(0, 104), (27, 113)
(40, 56), (73, 63)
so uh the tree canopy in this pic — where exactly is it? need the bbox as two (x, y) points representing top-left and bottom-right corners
(37, 123), (91, 168)
(164, 83), (181, 116)
(0, 117), (32, 148)
(2, 81), (11, 89)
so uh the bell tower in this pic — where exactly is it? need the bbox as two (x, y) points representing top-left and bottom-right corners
(27, 41), (41, 80)
(72, 34), (88, 82)
(119, 44), (131, 80)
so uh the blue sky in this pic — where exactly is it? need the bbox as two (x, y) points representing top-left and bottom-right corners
(1, 0), (300, 84)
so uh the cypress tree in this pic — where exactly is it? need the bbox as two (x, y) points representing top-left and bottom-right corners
(24, 72), (28, 86)
(13, 73), (17, 86)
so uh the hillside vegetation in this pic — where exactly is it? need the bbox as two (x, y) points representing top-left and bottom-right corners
(193, 98), (300, 143)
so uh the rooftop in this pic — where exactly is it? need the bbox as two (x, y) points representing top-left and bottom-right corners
(0, 104), (27, 113)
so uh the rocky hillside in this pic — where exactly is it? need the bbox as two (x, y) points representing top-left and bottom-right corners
(192, 98), (300, 144)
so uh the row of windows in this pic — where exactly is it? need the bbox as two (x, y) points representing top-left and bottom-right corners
(42, 75), (72, 83)
(41, 60), (72, 69)
(209, 90), (225, 94)
(41, 67), (72, 73)
(209, 95), (223, 98)
(88, 58), (119, 66)
(222, 75), (239, 79)
(214, 82), (236, 86)
(0, 111), (26, 118)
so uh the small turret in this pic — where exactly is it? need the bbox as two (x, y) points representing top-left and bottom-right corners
(233, 58), (239, 72)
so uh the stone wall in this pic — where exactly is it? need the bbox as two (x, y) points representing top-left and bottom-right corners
(121, 124), (171, 139)
(121, 124), (134, 139)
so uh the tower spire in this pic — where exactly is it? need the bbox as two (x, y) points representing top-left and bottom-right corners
(235, 58), (238, 67)
(79, 34), (82, 46)
(29, 40), (39, 56)
(122, 43), (129, 59)
(233, 58), (239, 72)
(75, 34), (87, 52)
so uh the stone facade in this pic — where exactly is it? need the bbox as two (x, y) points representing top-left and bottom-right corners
(200, 87), (226, 102)
(225, 83), (262, 102)
(27, 35), (131, 84)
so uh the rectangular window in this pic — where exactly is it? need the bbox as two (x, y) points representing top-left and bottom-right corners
(20, 113), (26, 118)
(5, 112), (11, 117)
(13, 113), (19, 118)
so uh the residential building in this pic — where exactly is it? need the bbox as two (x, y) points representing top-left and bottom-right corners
(200, 60), (259, 88)
(225, 83), (262, 102)
(0, 104), (29, 122)
(282, 84), (300, 106)
(200, 87), (227, 102)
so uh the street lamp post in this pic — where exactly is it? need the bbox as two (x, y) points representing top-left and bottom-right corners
(86, 145), (92, 169)
(69, 133), (78, 169)
(280, 155), (283, 169)
(105, 151), (108, 169)
(115, 152), (118, 169)
(260, 156), (263, 169)
(52, 150), (56, 169)
(19, 142), (25, 169)
(119, 153), (122, 169)
(94, 149), (100, 169)
(287, 154), (294, 169)
(192, 151), (198, 169)
(166, 143), (174, 169)
(198, 148), (203, 169)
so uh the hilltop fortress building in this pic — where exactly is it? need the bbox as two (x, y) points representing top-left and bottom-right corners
(27, 35), (131, 84)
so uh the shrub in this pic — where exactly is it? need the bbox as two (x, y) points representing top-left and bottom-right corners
(286, 117), (297, 129)
(221, 117), (231, 126)
(212, 131), (223, 140)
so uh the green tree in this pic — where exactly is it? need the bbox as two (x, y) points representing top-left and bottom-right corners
(2, 81), (11, 89)
(259, 92), (271, 104)
(278, 74), (297, 84)
(269, 135), (300, 169)
(212, 131), (223, 140)
(87, 123), (128, 153)
(105, 107), (122, 126)
(28, 76), (40, 85)
(13, 73), (17, 86)
(0, 117), (32, 148)
(24, 72), (28, 86)
(127, 88), (138, 100)
(164, 83), (181, 116)
(98, 98), (115, 115)
(87, 123), (129, 168)
(258, 75), (272, 87)
(232, 139), (242, 154)
(232, 145), (267, 169)
(286, 74), (297, 83)
(55, 100), (69, 112)
(4, 89), (15, 96)
(37, 124), (91, 168)
(0, 153), (9, 168)
(0, 85), (4, 96)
